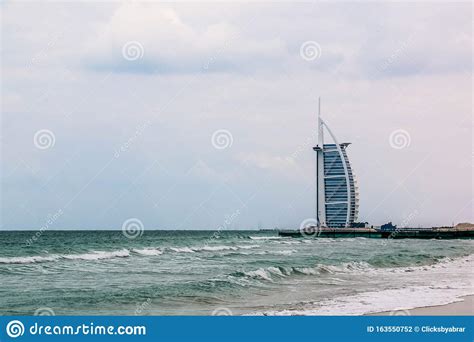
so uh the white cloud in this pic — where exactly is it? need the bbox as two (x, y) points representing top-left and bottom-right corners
(237, 152), (302, 175)
(85, 3), (287, 73)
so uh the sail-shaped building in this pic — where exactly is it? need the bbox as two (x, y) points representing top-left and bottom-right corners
(313, 100), (359, 228)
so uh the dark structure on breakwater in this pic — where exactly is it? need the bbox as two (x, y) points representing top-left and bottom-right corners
(279, 227), (474, 239)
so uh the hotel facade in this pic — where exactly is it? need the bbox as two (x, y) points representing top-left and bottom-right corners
(313, 103), (359, 228)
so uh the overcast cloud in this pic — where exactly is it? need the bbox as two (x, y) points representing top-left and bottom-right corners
(1, 1), (472, 230)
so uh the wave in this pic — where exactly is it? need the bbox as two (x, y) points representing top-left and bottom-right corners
(243, 268), (274, 281)
(169, 247), (195, 253)
(236, 261), (372, 281)
(132, 248), (163, 256)
(279, 240), (302, 245)
(235, 254), (474, 284)
(0, 255), (59, 264)
(238, 263), (346, 281)
(237, 245), (261, 249)
(0, 249), (130, 264)
(196, 246), (238, 252)
(248, 236), (282, 240)
(0, 244), (264, 264)
(62, 249), (130, 260)
(237, 265), (302, 281)
(168, 245), (260, 253)
(252, 254), (474, 315)
(273, 250), (296, 256)
(241, 266), (295, 281)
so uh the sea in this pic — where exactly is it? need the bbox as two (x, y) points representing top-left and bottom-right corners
(0, 230), (472, 316)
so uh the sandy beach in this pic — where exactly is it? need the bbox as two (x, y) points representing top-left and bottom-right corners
(370, 295), (474, 316)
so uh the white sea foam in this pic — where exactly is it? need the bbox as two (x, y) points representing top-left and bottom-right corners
(240, 254), (474, 285)
(280, 240), (302, 245)
(249, 236), (283, 240)
(0, 255), (59, 264)
(242, 265), (314, 280)
(255, 254), (474, 316)
(132, 248), (163, 256)
(169, 247), (195, 253)
(243, 261), (370, 277)
(61, 249), (130, 260)
(167, 244), (261, 253)
(2, 243), (260, 262)
(197, 246), (238, 252)
(0, 249), (130, 264)
(293, 267), (319, 275)
(273, 250), (297, 256)
(244, 268), (273, 281)
(267, 267), (286, 277)
(237, 245), (261, 249)
(258, 286), (473, 316)
(243, 266), (295, 281)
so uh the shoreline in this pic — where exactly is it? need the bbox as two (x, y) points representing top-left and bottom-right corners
(369, 295), (473, 316)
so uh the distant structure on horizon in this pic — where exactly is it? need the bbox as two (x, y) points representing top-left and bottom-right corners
(313, 99), (359, 228)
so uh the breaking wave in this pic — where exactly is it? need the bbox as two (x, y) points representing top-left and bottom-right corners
(0, 255), (59, 264)
(234, 263), (367, 282)
(169, 247), (195, 253)
(0, 249), (130, 264)
(132, 248), (163, 256)
(234, 254), (474, 283)
(168, 245), (260, 253)
(0, 244), (265, 264)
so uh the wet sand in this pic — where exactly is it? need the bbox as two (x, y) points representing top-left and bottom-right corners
(370, 295), (473, 316)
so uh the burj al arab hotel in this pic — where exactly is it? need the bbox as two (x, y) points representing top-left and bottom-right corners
(313, 100), (359, 228)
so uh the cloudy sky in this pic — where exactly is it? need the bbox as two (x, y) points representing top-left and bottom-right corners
(1, 1), (472, 230)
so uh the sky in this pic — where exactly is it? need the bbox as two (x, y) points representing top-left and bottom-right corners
(1, 1), (472, 230)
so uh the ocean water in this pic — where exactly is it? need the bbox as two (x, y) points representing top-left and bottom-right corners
(0, 230), (472, 316)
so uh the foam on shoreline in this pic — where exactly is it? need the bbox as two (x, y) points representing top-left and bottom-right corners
(255, 254), (474, 316)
